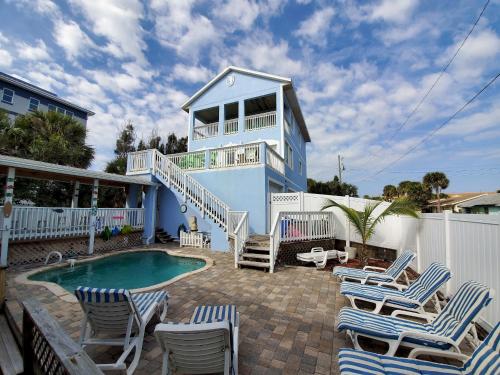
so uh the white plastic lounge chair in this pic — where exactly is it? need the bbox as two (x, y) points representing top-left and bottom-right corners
(75, 286), (169, 375)
(333, 249), (415, 285)
(341, 262), (451, 314)
(155, 304), (239, 375)
(337, 280), (494, 357)
(338, 322), (500, 374)
(297, 247), (348, 269)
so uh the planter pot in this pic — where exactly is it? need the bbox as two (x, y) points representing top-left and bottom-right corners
(344, 246), (357, 260)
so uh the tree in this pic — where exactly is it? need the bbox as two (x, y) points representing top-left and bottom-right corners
(307, 176), (359, 197)
(164, 132), (187, 154)
(105, 121), (136, 175)
(383, 185), (398, 201)
(423, 172), (449, 213)
(0, 111), (95, 206)
(322, 199), (418, 266)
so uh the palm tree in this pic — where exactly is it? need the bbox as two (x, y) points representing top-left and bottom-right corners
(423, 172), (449, 213)
(383, 185), (398, 201)
(322, 199), (419, 266)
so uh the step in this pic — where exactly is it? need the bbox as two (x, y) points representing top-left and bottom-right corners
(0, 315), (23, 375)
(245, 245), (270, 252)
(238, 260), (270, 268)
(242, 253), (270, 260)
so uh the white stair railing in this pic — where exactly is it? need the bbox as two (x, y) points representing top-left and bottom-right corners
(151, 150), (231, 230)
(232, 211), (249, 268)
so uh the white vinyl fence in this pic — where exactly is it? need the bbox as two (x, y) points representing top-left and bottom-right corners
(179, 231), (209, 248)
(270, 192), (500, 330)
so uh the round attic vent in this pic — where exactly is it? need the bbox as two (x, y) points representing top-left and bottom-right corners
(226, 75), (235, 86)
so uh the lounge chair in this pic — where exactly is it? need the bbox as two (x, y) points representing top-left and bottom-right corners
(340, 262), (451, 314)
(155, 304), (239, 375)
(75, 286), (169, 375)
(333, 249), (415, 285)
(337, 280), (494, 357)
(338, 322), (500, 374)
(297, 247), (348, 269)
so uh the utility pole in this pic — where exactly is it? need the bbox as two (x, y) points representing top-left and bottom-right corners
(338, 154), (344, 184)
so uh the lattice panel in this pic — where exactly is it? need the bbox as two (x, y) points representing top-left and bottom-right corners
(31, 325), (67, 375)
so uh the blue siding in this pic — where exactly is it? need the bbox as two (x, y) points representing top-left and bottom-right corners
(0, 81), (88, 126)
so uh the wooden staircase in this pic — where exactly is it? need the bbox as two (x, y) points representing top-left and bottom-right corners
(155, 228), (174, 244)
(237, 234), (271, 271)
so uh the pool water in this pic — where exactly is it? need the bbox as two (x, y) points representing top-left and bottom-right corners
(29, 251), (206, 292)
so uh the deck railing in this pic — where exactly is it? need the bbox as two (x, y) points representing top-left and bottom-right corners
(126, 149), (151, 173)
(245, 111), (276, 131)
(167, 150), (206, 170)
(179, 230), (209, 248)
(193, 122), (218, 140)
(232, 212), (249, 268)
(266, 146), (285, 174)
(2, 206), (144, 241)
(224, 118), (239, 134)
(210, 143), (261, 169)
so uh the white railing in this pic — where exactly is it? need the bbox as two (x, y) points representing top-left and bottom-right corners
(152, 150), (230, 230)
(245, 111), (276, 131)
(228, 211), (247, 235)
(3, 206), (144, 241)
(167, 150), (206, 170)
(266, 146), (285, 174)
(179, 230), (209, 248)
(269, 211), (335, 273)
(193, 122), (218, 140)
(224, 119), (239, 134)
(210, 143), (260, 169)
(232, 212), (249, 268)
(126, 150), (151, 173)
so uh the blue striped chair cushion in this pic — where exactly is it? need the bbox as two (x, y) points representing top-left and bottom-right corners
(340, 282), (419, 309)
(333, 267), (395, 283)
(403, 262), (451, 302)
(131, 290), (169, 317)
(339, 348), (461, 374)
(385, 250), (415, 279)
(191, 305), (237, 328)
(462, 322), (500, 374)
(75, 287), (131, 303)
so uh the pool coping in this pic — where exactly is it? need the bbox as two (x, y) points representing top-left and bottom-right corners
(14, 248), (214, 303)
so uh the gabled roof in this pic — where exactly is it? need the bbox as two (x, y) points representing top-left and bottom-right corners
(457, 193), (500, 208)
(427, 192), (490, 207)
(181, 66), (311, 142)
(0, 72), (95, 116)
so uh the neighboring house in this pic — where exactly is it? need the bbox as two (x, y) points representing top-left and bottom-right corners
(127, 66), (311, 250)
(0, 72), (94, 126)
(457, 193), (500, 215)
(425, 192), (493, 213)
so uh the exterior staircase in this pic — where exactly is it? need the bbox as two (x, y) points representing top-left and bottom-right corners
(237, 234), (271, 271)
(155, 228), (174, 244)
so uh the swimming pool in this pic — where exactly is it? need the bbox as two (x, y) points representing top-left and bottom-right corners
(28, 251), (206, 292)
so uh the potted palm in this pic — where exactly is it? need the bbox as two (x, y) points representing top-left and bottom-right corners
(322, 199), (418, 266)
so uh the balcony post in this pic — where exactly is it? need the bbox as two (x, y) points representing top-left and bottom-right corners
(219, 105), (224, 136)
(238, 100), (245, 132)
(1, 167), (15, 267)
(88, 179), (99, 255)
(126, 184), (140, 208)
(260, 142), (266, 165)
(71, 181), (80, 208)
(205, 149), (211, 169)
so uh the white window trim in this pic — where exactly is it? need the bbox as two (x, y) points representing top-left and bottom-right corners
(2, 88), (14, 104)
(28, 97), (39, 112)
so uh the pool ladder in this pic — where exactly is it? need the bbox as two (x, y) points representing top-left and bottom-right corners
(45, 251), (62, 265)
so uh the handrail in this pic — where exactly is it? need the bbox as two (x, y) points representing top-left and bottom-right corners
(233, 212), (249, 268)
(269, 212), (282, 274)
(245, 111), (277, 131)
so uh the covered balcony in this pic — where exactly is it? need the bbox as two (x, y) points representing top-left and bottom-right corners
(192, 106), (219, 140)
(244, 93), (277, 131)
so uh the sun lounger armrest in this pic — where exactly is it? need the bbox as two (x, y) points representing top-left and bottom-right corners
(363, 266), (386, 272)
(408, 347), (469, 362)
(377, 282), (408, 291)
(390, 310), (434, 322)
(363, 273), (393, 284)
(382, 295), (421, 306)
(398, 331), (461, 352)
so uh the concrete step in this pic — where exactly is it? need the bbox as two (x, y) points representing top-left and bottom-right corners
(242, 253), (270, 260)
(238, 260), (270, 268)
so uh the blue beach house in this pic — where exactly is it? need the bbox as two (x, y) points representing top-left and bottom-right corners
(127, 67), (310, 264)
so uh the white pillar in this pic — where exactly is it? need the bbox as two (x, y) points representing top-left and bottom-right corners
(71, 181), (80, 208)
(1, 168), (15, 267)
(444, 210), (452, 296)
(88, 179), (99, 255)
(345, 195), (351, 248)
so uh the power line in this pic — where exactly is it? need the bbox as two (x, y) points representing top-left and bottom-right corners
(365, 71), (500, 180)
(384, 0), (491, 143)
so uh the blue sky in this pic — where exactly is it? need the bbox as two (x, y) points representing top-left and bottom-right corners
(0, 0), (499, 196)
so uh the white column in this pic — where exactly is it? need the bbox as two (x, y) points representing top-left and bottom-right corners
(444, 210), (452, 296)
(1, 168), (15, 267)
(71, 181), (80, 208)
(345, 195), (351, 248)
(88, 179), (99, 255)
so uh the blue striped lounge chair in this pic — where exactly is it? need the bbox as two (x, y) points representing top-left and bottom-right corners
(75, 286), (169, 375)
(340, 262), (451, 315)
(338, 322), (500, 374)
(332, 250), (416, 285)
(155, 304), (239, 375)
(337, 280), (494, 357)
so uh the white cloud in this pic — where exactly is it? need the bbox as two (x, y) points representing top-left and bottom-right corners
(0, 50), (13, 68)
(216, 0), (261, 30)
(53, 19), (96, 60)
(172, 64), (213, 84)
(5, 0), (59, 17)
(69, 0), (147, 63)
(294, 7), (336, 46)
(367, 0), (419, 24)
(17, 39), (50, 61)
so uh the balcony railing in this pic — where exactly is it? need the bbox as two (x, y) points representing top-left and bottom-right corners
(224, 119), (239, 134)
(167, 150), (206, 170)
(266, 146), (285, 174)
(193, 122), (218, 140)
(245, 111), (276, 131)
(210, 143), (260, 169)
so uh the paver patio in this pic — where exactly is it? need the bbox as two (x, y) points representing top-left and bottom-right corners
(4, 244), (474, 375)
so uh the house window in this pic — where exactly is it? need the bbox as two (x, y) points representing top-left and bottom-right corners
(28, 98), (39, 111)
(65, 110), (73, 118)
(57, 107), (65, 114)
(48, 104), (56, 112)
(284, 118), (291, 134)
(299, 160), (303, 175)
(2, 88), (14, 104)
(284, 142), (293, 169)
